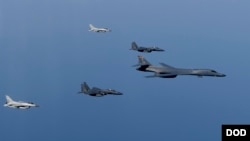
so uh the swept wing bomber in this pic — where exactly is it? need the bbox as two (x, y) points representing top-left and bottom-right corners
(4, 95), (39, 109)
(130, 42), (164, 53)
(134, 56), (226, 78)
(78, 82), (122, 97)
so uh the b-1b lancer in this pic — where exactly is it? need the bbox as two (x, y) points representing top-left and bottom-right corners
(130, 42), (164, 53)
(134, 56), (226, 78)
(3, 95), (39, 109)
(89, 24), (111, 32)
(78, 82), (122, 97)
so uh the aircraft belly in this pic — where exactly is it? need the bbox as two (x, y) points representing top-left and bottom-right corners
(90, 93), (104, 97)
(19, 106), (29, 109)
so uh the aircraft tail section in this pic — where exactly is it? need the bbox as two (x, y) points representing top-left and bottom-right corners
(134, 55), (151, 71)
(89, 24), (95, 30)
(138, 55), (151, 66)
(131, 42), (138, 50)
(82, 82), (90, 93)
(5, 95), (14, 103)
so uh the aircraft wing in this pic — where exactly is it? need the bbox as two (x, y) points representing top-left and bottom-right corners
(87, 87), (101, 94)
(159, 63), (175, 69)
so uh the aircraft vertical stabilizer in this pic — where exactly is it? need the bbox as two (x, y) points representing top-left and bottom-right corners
(83, 82), (90, 93)
(138, 55), (151, 66)
(6, 95), (14, 103)
(89, 24), (95, 29)
(131, 42), (138, 50)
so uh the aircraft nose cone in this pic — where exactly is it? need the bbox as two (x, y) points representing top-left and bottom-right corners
(217, 73), (226, 77)
(114, 91), (123, 95)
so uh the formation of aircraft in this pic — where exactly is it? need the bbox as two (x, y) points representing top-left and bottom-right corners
(134, 56), (226, 78)
(1, 24), (226, 109)
(3, 95), (38, 109)
(130, 42), (165, 53)
(89, 24), (111, 32)
(78, 82), (122, 97)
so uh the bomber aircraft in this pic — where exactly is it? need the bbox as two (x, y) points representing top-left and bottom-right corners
(89, 24), (111, 32)
(78, 82), (122, 97)
(4, 95), (39, 109)
(130, 42), (164, 53)
(134, 56), (226, 78)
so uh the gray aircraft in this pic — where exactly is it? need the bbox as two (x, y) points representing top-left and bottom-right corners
(78, 82), (123, 97)
(134, 56), (226, 78)
(89, 24), (111, 32)
(4, 95), (39, 109)
(130, 42), (164, 53)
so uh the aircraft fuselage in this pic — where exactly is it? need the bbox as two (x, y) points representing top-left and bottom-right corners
(138, 66), (226, 77)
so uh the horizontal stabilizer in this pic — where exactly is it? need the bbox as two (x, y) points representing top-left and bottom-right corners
(132, 64), (140, 67)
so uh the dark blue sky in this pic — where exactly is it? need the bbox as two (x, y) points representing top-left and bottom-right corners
(0, 0), (250, 141)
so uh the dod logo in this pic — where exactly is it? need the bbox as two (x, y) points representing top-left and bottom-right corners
(222, 125), (250, 141)
(226, 129), (246, 136)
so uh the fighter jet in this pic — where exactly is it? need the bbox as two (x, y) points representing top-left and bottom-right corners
(130, 42), (164, 53)
(88, 24), (111, 32)
(78, 82), (122, 97)
(134, 56), (226, 78)
(3, 95), (39, 109)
